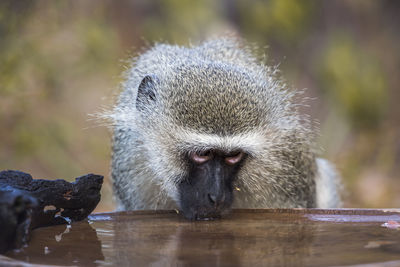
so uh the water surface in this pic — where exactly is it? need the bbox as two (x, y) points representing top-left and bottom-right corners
(5, 209), (400, 266)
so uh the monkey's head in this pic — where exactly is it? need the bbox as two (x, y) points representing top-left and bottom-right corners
(131, 62), (302, 220)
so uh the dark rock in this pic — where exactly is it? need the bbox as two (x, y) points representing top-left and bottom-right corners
(0, 170), (103, 253)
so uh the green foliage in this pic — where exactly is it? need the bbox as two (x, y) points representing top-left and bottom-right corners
(237, 0), (314, 43)
(0, 2), (118, 183)
(142, 0), (221, 43)
(320, 35), (387, 130)
(78, 18), (119, 69)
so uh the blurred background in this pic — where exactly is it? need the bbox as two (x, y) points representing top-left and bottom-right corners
(1, 0), (399, 211)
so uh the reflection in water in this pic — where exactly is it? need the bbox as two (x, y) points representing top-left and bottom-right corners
(7, 220), (104, 266)
(100, 213), (317, 266)
(5, 210), (400, 266)
(168, 221), (315, 266)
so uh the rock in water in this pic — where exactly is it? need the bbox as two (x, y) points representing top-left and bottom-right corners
(0, 170), (103, 253)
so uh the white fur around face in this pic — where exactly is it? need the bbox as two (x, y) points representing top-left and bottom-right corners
(138, 128), (271, 206)
(174, 129), (268, 157)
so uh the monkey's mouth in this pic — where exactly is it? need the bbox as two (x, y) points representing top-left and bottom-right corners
(178, 184), (235, 220)
(184, 208), (226, 221)
(195, 213), (221, 221)
(180, 202), (232, 221)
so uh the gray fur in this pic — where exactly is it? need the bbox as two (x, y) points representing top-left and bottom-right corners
(109, 38), (341, 211)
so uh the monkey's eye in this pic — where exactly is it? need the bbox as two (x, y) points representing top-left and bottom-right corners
(190, 150), (212, 164)
(225, 151), (244, 165)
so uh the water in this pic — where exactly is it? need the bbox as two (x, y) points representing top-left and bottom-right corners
(4, 209), (400, 266)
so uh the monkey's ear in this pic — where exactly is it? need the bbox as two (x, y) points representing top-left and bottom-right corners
(136, 75), (157, 110)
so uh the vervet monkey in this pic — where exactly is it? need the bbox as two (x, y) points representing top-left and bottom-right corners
(109, 38), (341, 220)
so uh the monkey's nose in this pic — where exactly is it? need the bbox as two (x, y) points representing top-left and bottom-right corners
(208, 194), (217, 203)
(208, 193), (225, 206)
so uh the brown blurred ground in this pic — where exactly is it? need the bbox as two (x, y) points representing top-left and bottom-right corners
(1, 0), (399, 212)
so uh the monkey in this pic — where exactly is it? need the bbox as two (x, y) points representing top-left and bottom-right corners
(108, 37), (341, 220)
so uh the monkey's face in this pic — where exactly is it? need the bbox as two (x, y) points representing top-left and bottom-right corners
(178, 149), (246, 220)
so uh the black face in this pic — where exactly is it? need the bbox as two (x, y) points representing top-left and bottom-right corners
(178, 150), (246, 220)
